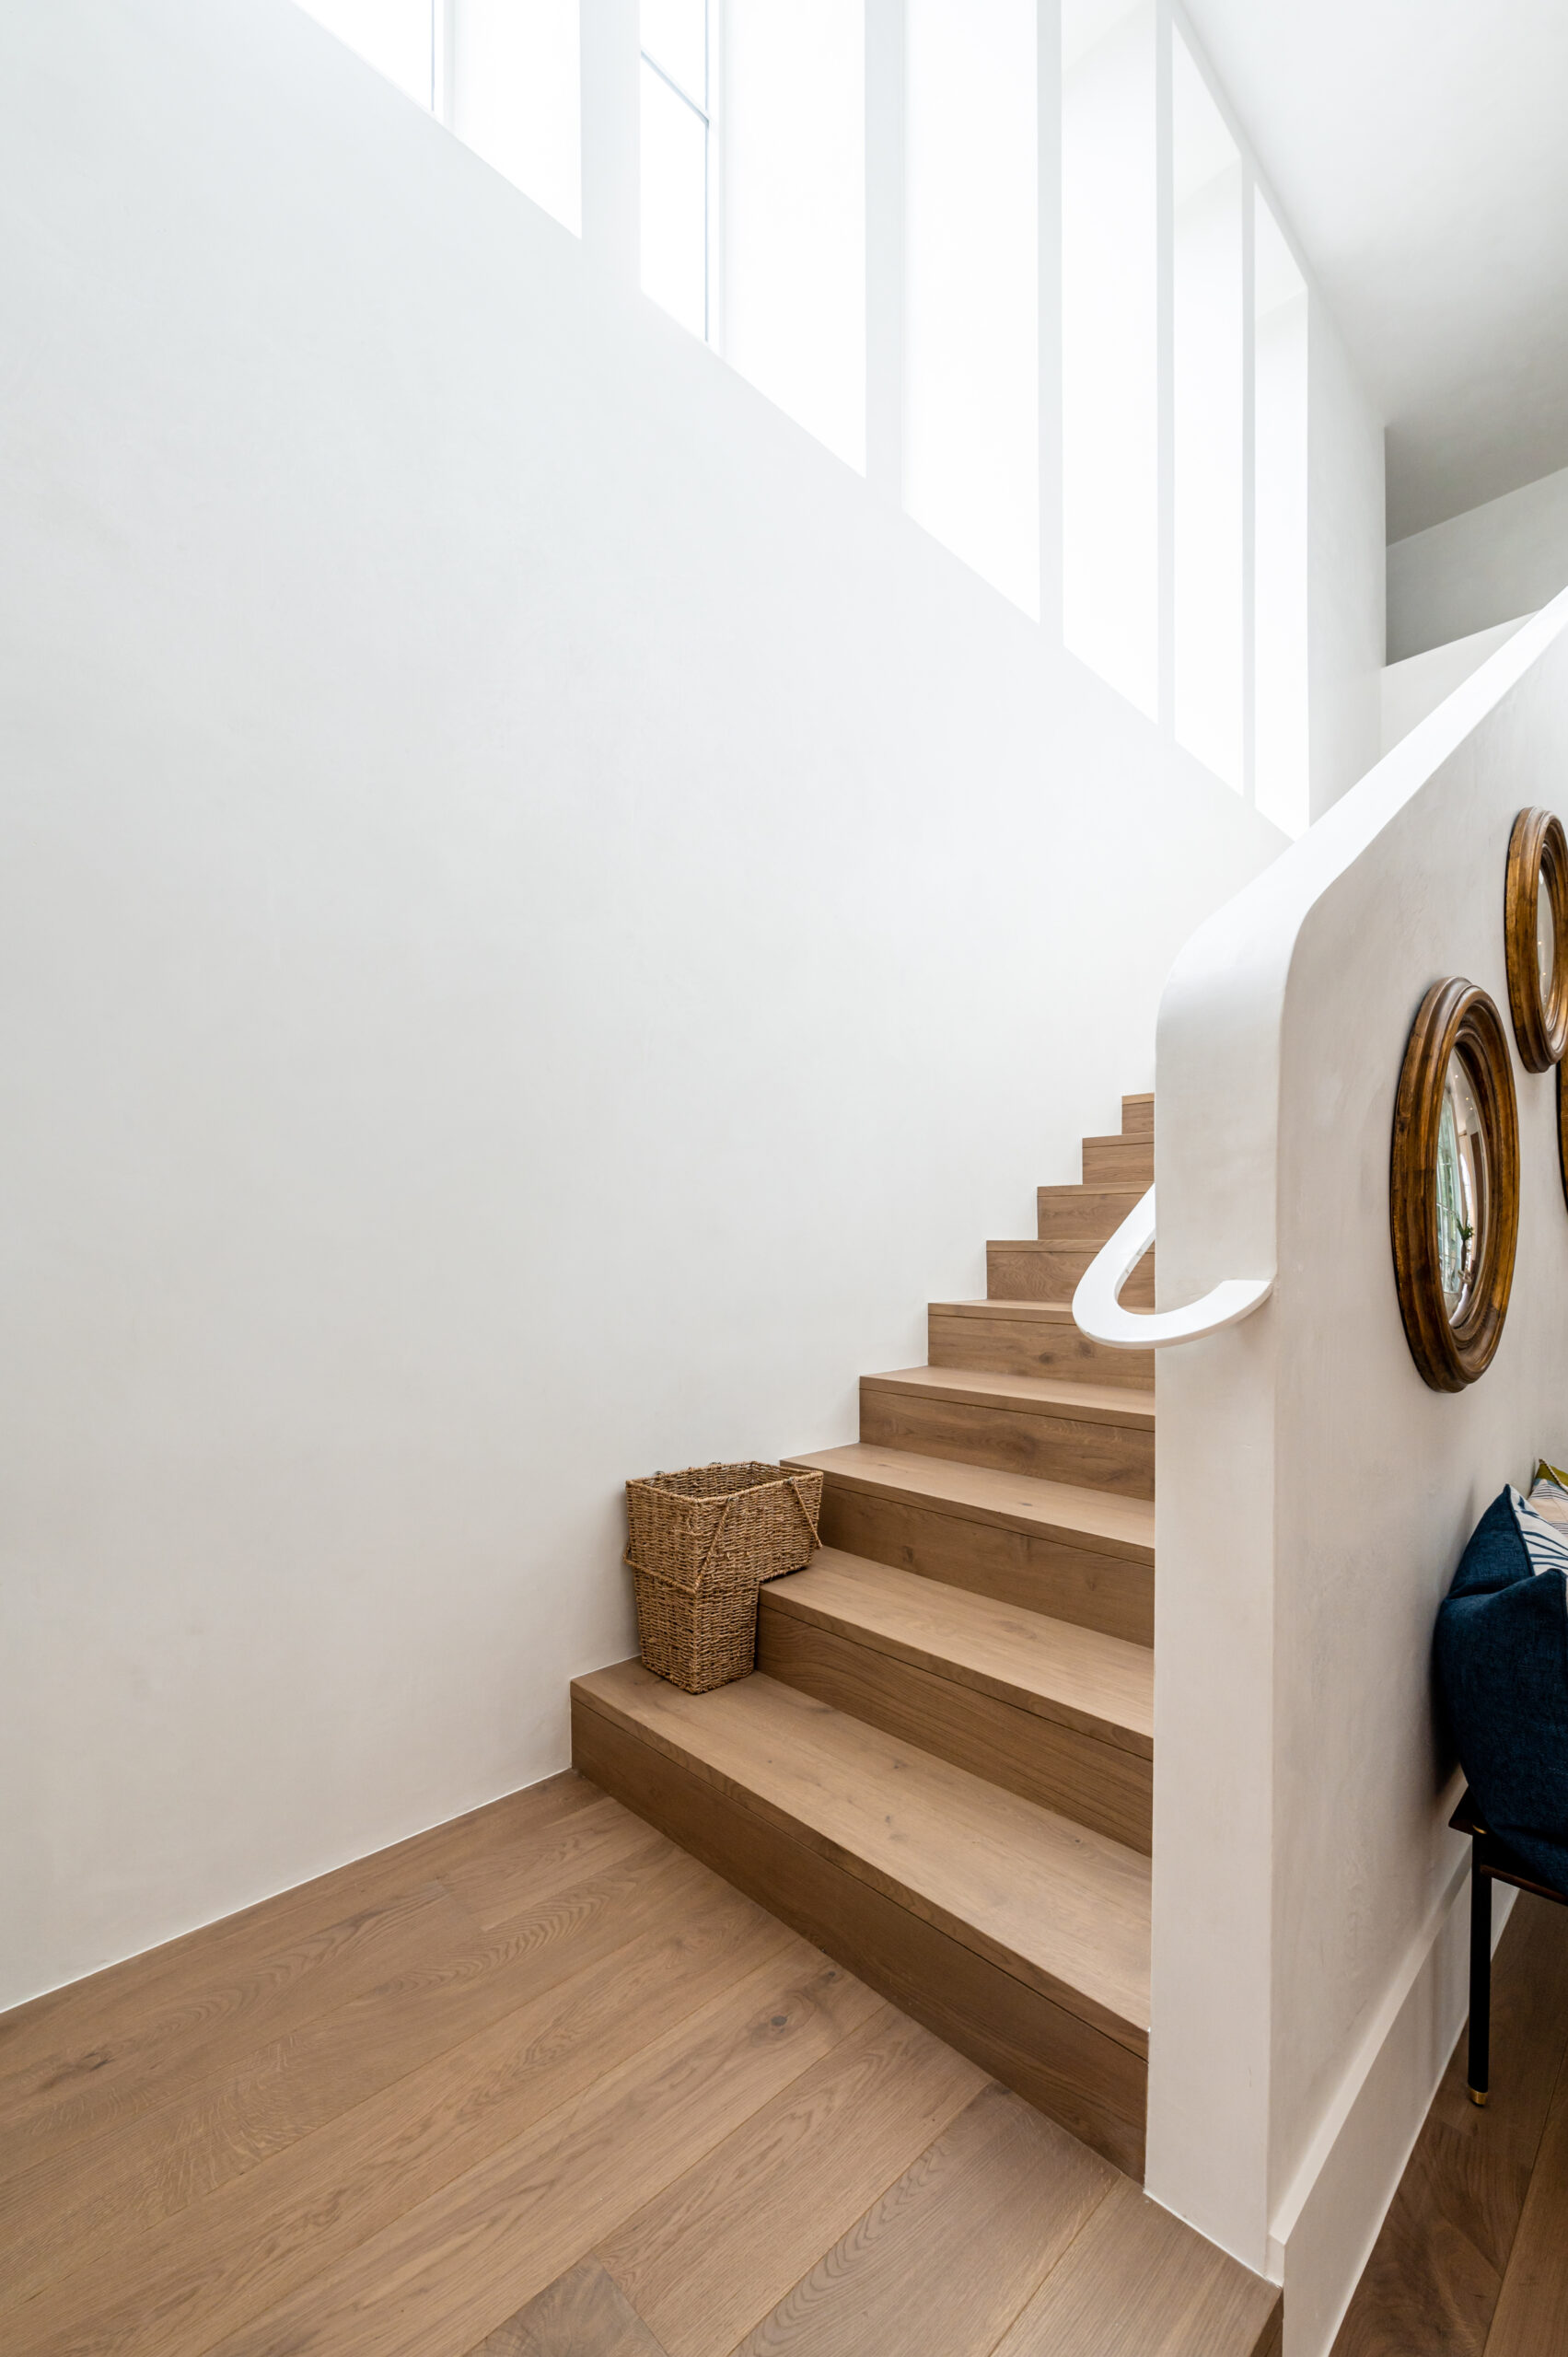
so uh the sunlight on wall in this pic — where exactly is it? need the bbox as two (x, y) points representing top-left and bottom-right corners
(905, 0), (1040, 617)
(725, 1), (865, 472)
(1254, 192), (1308, 836)
(296, 0), (434, 106)
(1061, 0), (1157, 714)
(456, 0), (581, 236)
(1172, 32), (1242, 792)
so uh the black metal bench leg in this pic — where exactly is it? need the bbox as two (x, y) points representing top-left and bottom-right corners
(1468, 1848), (1492, 2107)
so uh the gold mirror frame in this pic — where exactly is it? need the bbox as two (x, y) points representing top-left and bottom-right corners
(1504, 806), (1568, 1071)
(1391, 980), (1519, 1392)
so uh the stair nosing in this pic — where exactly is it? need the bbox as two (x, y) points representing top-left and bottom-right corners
(782, 1445), (1156, 1566)
(763, 1551), (1153, 1757)
(572, 1664), (1151, 2051)
(861, 1365), (1155, 1432)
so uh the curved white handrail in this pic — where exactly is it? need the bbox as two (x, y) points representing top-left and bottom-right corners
(1072, 1184), (1273, 1348)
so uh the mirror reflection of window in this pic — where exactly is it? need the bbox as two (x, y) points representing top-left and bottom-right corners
(1538, 878), (1557, 1010)
(1435, 1051), (1488, 1321)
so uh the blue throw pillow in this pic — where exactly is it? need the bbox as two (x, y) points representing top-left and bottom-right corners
(1434, 1487), (1568, 1889)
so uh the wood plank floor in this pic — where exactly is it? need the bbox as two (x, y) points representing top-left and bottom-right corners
(1332, 1890), (1568, 2356)
(0, 1771), (1271, 2357)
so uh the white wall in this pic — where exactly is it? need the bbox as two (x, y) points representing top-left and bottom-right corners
(1146, 592), (1568, 2352)
(1382, 615), (1531, 753)
(1307, 296), (1386, 819)
(0, 0), (1289, 2010)
(1388, 461), (1568, 662)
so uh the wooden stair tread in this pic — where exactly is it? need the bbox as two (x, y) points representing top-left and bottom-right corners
(767, 1550), (1153, 1756)
(863, 1364), (1153, 1430)
(572, 1662), (1151, 2051)
(784, 1444), (1155, 1564)
(934, 1298), (1084, 1321)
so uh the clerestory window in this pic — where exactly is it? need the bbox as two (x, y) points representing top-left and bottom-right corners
(640, 0), (712, 343)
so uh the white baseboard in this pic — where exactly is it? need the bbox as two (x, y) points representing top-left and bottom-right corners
(1266, 1840), (1512, 2357)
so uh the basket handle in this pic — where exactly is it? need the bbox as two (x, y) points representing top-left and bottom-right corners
(695, 1492), (738, 1580)
(787, 1475), (821, 1554)
(692, 1477), (821, 1578)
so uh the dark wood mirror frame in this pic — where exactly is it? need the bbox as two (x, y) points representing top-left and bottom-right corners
(1391, 979), (1519, 1392)
(1504, 806), (1568, 1070)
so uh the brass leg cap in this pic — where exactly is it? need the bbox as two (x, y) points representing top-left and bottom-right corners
(1469, 2086), (1490, 2107)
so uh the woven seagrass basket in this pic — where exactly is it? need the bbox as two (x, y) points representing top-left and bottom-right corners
(625, 1460), (824, 1694)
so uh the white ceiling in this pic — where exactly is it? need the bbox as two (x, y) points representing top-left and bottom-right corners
(1184, 0), (1568, 540)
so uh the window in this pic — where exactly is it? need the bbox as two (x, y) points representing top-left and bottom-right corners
(454, 0), (582, 236)
(905, 0), (1040, 613)
(1062, 0), (1158, 709)
(641, 0), (711, 341)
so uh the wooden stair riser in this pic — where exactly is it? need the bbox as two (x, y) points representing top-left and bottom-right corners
(1121, 1093), (1155, 1143)
(988, 1241), (1156, 1306)
(1036, 1187), (1144, 1244)
(571, 1692), (1148, 2177)
(757, 1599), (1153, 1853)
(1082, 1136), (1154, 1188)
(808, 1474), (1154, 1646)
(859, 1380), (1155, 1502)
(929, 1305), (1154, 1391)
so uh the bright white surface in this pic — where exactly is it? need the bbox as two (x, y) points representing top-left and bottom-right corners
(296, 0), (432, 103)
(904, 0), (1040, 615)
(453, 0), (580, 234)
(640, 54), (707, 336)
(1072, 1187), (1272, 1347)
(1381, 615), (1532, 753)
(1183, 0), (1568, 537)
(1252, 194), (1308, 835)
(722, 0), (865, 473)
(1061, 1), (1158, 713)
(1388, 463), (1568, 662)
(1147, 589), (1568, 2351)
(0, 0), (1289, 2009)
(1306, 301), (1385, 821)
(1171, 36), (1243, 793)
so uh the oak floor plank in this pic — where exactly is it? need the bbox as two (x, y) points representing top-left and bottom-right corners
(0, 1876), (477, 2188)
(9, 1883), (814, 2357)
(597, 2003), (987, 2357)
(1332, 1891), (1568, 2357)
(0, 1772), (599, 2078)
(724, 2082), (1115, 2356)
(992, 2172), (1280, 2356)
(0, 1834), (713, 2315)
(465, 2258), (671, 2356)
(197, 1946), (879, 2357)
(1481, 2036), (1568, 2353)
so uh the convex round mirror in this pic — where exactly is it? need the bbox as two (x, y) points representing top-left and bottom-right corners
(1391, 979), (1519, 1391)
(1504, 806), (1568, 1071)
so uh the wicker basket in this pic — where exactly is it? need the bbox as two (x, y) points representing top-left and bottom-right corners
(625, 1461), (824, 1694)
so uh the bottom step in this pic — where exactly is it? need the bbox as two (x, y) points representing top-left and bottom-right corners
(572, 1658), (1150, 2175)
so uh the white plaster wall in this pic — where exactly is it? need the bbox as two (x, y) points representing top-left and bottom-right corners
(1382, 615), (1531, 754)
(1307, 296), (1386, 819)
(1147, 592), (1568, 2353)
(1388, 462), (1568, 662)
(0, 0), (1289, 2009)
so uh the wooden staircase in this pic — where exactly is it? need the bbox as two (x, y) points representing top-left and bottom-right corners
(574, 1093), (1159, 2175)
(573, 1092), (1274, 2348)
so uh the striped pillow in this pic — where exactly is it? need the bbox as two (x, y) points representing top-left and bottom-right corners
(1513, 1484), (1568, 1576)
